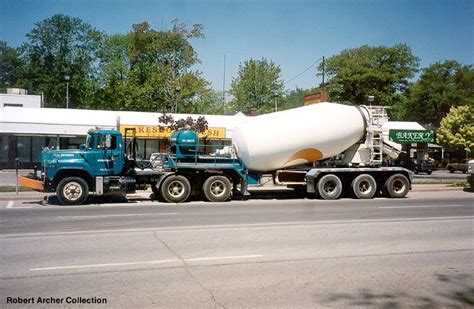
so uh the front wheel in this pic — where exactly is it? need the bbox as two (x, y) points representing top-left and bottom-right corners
(160, 175), (191, 203)
(202, 175), (232, 202)
(383, 174), (410, 198)
(56, 177), (89, 205)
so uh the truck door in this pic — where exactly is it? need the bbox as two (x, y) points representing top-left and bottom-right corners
(95, 133), (123, 175)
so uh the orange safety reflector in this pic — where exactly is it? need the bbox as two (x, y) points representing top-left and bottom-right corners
(18, 175), (44, 191)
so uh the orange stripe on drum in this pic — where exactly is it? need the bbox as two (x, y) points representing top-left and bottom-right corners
(284, 148), (323, 164)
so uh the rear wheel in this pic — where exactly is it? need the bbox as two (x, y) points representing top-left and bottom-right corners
(351, 174), (377, 199)
(160, 175), (191, 203)
(202, 175), (232, 202)
(56, 177), (89, 205)
(449, 168), (455, 173)
(383, 174), (410, 198)
(317, 174), (342, 200)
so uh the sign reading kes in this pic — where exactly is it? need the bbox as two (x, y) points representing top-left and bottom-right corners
(120, 125), (226, 139)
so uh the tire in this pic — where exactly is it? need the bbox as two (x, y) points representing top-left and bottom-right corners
(202, 175), (232, 202)
(56, 177), (89, 205)
(449, 168), (455, 173)
(317, 174), (342, 200)
(160, 175), (191, 203)
(426, 171), (432, 175)
(351, 174), (377, 199)
(383, 174), (410, 198)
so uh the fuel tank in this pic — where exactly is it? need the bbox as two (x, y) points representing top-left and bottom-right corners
(232, 102), (367, 172)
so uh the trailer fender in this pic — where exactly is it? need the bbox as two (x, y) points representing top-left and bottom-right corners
(154, 172), (176, 191)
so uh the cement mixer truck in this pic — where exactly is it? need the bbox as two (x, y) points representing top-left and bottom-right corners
(19, 102), (412, 205)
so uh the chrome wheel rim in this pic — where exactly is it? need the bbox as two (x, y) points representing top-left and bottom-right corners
(63, 182), (82, 201)
(210, 180), (226, 197)
(168, 181), (185, 198)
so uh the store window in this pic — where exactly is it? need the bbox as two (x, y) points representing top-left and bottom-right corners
(0, 136), (9, 163)
(17, 136), (32, 163)
(145, 139), (159, 159)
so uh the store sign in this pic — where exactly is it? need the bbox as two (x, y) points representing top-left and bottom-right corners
(120, 125), (226, 139)
(389, 129), (435, 143)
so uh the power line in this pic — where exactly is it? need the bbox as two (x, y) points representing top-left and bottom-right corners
(284, 57), (323, 86)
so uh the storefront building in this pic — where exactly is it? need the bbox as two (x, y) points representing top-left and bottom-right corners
(0, 104), (248, 169)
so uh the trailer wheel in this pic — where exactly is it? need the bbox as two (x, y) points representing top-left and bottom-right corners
(161, 175), (191, 203)
(56, 177), (89, 205)
(351, 174), (377, 199)
(383, 174), (410, 198)
(317, 174), (342, 200)
(203, 175), (232, 202)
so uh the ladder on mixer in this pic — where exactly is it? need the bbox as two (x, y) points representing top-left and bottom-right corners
(364, 106), (388, 165)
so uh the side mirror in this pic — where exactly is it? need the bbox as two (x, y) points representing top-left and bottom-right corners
(79, 144), (85, 150)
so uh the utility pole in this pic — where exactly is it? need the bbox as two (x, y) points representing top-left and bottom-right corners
(65, 75), (70, 109)
(322, 56), (325, 94)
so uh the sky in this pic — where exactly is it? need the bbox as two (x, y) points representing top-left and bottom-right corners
(0, 0), (473, 92)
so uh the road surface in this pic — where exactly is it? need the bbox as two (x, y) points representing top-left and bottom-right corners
(1, 190), (473, 308)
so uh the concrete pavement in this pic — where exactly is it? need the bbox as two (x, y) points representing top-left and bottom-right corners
(1, 193), (473, 308)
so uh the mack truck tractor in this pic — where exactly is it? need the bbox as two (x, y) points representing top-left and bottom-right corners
(19, 102), (413, 205)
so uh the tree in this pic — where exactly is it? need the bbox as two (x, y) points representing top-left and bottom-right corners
(158, 114), (208, 133)
(230, 58), (284, 114)
(97, 20), (209, 112)
(436, 105), (473, 154)
(0, 41), (26, 91)
(319, 44), (419, 106)
(279, 87), (319, 111)
(179, 90), (233, 115)
(399, 60), (474, 127)
(22, 14), (104, 108)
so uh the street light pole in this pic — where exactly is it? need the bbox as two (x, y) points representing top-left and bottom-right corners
(65, 75), (70, 109)
(175, 86), (181, 113)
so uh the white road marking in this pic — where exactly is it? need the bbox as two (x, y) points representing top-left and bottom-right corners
(6, 201), (13, 209)
(29, 255), (264, 271)
(57, 213), (179, 219)
(379, 204), (465, 209)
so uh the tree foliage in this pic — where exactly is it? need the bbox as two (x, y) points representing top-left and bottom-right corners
(230, 58), (284, 114)
(279, 87), (319, 111)
(0, 41), (25, 91)
(158, 114), (208, 133)
(22, 14), (104, 108)
(436, 105), (473, 153)
(319, 44), (419, 106)
(400, 60), (474, 127)
(96, 20), (208, 112)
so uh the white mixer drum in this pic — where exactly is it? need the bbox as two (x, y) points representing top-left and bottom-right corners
(232, 102), (366, 172)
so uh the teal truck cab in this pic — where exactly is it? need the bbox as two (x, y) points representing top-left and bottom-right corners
(19, 128), (247, 205)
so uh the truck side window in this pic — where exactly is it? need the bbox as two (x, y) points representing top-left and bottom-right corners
(110, 136), (117, 149)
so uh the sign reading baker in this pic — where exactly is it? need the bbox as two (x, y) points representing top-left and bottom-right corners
(120, 125), (226, 139)
(389, 129), (435, 143)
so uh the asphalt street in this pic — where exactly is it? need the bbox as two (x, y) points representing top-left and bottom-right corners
(1, 190), (473, 308)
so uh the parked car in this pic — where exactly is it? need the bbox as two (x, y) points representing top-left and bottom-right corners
(446, 159), (469, 173)
(399, 159), (434, 175)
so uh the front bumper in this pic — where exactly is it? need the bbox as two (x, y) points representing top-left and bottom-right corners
(18, 175), (45, 191)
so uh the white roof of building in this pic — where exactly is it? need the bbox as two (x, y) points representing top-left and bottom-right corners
(0, 107), (248, 138)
